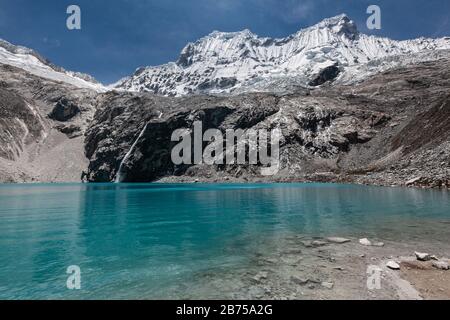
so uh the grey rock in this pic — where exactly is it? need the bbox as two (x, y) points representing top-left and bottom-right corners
(48, 98), (80, 122)
(386, 261), (400, 270)
(321, 282), (334, 289)
(415, 251), (431, 261)
(359, 238), (372, 246)
(308, 64), (340, 87)
(326, 237), (351, 244)
(373, 242), (385, 247)
(406, 177), (422, 186)
(252, 271), (269, 282)
(432, 260), (449, 270)
(290, 276), (309, 286)
(312, 240), (328, 247)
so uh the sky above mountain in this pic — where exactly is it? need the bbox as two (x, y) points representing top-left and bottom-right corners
(0, 0), (449, 84)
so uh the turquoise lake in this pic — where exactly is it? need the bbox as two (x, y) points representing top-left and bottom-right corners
(0, 183), (449, 299)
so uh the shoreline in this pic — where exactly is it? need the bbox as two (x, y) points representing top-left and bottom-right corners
(1, 178), (449, 193)
(167, 235), (450, 300)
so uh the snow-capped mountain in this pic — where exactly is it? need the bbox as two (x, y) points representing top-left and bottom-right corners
(0, 39), (106, 92)
(115, 14), (450, 96)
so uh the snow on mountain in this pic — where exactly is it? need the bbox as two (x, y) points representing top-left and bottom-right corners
(0, 39), (106, 92)
(115, 14), (450, 96)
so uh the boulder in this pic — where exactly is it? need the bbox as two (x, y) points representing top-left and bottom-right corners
(373, 242), (385, 247)
(432, 260), (449, 270)
(290, 276), (309, 286)
(48, 98), (80, 122)
(252, 271), (268, 282)
(312, 240), (328, 247)
(386, 261), (400, 270)
(359, 238), (372, 246)
(415, 251), (431, 261)
(406, 177), (422, 186)
(327, 237), (351, 244)
(321, 282), (334, 289)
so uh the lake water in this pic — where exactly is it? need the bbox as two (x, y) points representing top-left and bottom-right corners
(0, 183), (449, 299)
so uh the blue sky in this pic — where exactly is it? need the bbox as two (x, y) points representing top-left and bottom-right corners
(0, 0), (448, 83)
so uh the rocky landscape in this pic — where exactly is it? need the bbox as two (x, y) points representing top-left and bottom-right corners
(0, 63), (98, 182)
(0, 15), (449, 189)
(167, 234), (450, 300)
(84, 53), (450, 189)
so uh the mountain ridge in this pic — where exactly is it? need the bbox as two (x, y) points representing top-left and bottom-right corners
(115, 14), (450, 96)
(0, 38), (106, 92)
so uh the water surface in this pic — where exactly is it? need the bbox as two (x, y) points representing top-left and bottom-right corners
(0, 183), (449, 299)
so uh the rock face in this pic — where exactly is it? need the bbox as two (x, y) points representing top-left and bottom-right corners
(84, 92), (281, 182)
(0, 88), (46, 161)
(308, 64), (340, 86)
(0, 63), (97, 182)
(48, 98), (81, 122)
(83, 53), (450, 186)
(84, 89), (390, 182)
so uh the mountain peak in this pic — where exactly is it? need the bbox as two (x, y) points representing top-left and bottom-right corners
(208, 29), (255, 39)
(311, 13), (358, 38)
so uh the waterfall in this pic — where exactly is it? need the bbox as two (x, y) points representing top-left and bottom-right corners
(115, 123), (148, 183)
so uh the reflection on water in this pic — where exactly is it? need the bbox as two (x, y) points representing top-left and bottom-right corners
(0, 183), (449, 299)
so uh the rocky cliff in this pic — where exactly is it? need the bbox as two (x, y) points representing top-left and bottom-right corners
(84, 53), (450, 188)
(0, 63), (97, 182)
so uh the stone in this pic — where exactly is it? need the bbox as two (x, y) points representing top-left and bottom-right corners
(321, 282), (334, 289)
(373, 242), (385, 247)
(290, 276), (309, 286)
(282, 249), (302, 254)
(252, 271), (268, 282)
(301, 240), (313, 248)
(326, 237), (351, 244)
(406, 177), (422, 186)
(48, 98), (80, 122)
(386, 261), (400, 270)
(432, 260), (449, 270)
(415, 251), (431, 261)
(312, 240), (328, 247)
(359, 238), (372, 246)
(55, 124), (82, 138)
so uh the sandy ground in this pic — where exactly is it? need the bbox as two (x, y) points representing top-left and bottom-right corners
(400, 260), (450, 299)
